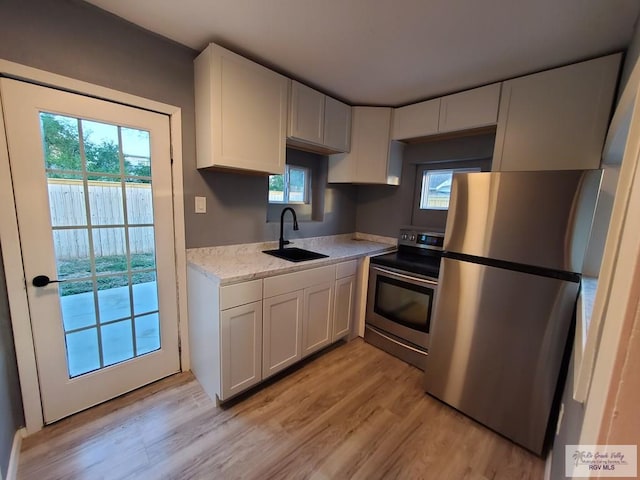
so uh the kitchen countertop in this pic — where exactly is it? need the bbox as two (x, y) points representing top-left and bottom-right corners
(187, 233), (396, 285)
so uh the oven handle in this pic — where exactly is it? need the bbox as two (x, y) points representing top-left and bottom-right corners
(370, 266), (438, 286)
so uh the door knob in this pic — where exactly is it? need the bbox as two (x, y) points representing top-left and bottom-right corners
(32, 275), (64, 287)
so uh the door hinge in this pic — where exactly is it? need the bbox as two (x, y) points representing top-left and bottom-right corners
(170, 145), (174, 165)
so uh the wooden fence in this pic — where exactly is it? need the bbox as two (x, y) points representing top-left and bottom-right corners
(48, 179), (154, 259)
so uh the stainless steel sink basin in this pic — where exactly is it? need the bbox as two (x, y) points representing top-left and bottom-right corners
(262, 247), (328, 262)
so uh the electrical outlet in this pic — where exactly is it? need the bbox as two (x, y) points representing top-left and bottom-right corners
(195, 196), (206, 214)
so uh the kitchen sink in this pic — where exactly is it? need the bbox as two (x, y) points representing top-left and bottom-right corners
(262, 247), (329, 262)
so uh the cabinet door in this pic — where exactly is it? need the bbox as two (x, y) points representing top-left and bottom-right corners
(302, 282), (334, 357)
(438, 83), (501, 133)
(289, 81), (324, 146)
(392, 98), (440, 140)
(333, 275), (355, 341)
(220, 301), (262, 400)
(263, 291), (303, 378)
(194, 43), (289, 174)
(354, 107), (394, 184)
(493, 54), (620, 172)
(324, 96), (351, 152)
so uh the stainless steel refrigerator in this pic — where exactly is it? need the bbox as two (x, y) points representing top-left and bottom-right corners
(424, 170), (602, 455)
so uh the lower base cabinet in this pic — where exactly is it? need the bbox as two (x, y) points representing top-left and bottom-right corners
(220, 301), (262, 399)
(302, 281), (335, 357)
(263, 291), (303, 378)
(188, 259), (358, 404)
(333, 275), (355, 341)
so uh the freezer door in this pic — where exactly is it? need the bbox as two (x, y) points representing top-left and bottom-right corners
(445, 170), (602, 272)
(424, 257), (579, 454)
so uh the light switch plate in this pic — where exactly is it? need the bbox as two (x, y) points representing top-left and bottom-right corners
(195, 196), (206, 214)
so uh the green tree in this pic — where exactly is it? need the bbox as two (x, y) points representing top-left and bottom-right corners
(269, 174), (284, 192)
(40, 113), (82, 171)
(40, 113), (151, 180)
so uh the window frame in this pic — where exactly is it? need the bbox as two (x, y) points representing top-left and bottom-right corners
(418, 167), (481, 211)
(268, 164), (311, 205)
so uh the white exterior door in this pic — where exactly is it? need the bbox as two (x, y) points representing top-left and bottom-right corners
(0, 78), (180, 423)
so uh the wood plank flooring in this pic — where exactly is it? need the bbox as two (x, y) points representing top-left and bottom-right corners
(18, 339), (545, 479)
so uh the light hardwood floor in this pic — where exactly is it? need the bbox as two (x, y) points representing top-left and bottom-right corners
(18, 339), (545, 479)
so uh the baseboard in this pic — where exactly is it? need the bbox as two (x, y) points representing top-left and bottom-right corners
(6, 428), (25, 480)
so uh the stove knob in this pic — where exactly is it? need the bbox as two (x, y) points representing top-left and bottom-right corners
(401, 233), (408, 240)
(410, 234), (416, 241)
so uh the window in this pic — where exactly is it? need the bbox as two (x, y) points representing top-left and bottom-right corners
(269, 165), (310, 204)
(419, 168), (480, 210)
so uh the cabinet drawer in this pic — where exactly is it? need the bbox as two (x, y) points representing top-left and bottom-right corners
(264, 264), (335, 298)
(220, 279), (263, 310)
(336, 260), (357, 279)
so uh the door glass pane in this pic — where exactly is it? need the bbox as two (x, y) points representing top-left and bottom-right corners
(102, 320), (134, 367)
(60, 281), (96, 331)
(97, 275), (131, 323)
(121, 128), (151, 177)
(40, 112), (162, 378)
(48, 175), (87, 226)
(135, 313), (160, 355)
(40, 113), (82, 172)
(88, 182), (124, 225)
(66, 328), (100, 377)
(125, 178), (153, 225)
(133, 271), (158, 315)
(82, 120), (120, 175)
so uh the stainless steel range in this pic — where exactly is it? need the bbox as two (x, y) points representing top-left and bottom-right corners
(364, 228), (444, 370)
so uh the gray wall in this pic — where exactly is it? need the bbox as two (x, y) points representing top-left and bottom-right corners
(0, 0), (356, 248)
(207, 149), (357, 245)
(0, 246), (23, 479)
(355, 133), (495, 236)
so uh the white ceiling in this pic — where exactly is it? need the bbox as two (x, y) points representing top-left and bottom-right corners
(83, 0), (640, 106)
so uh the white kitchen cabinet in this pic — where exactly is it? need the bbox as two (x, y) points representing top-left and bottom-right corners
(328, 107), (404, 184)
(188, 268), (263, 403)
(262, 290), (303, 378)
(302, 282), (334, 357)
(190, 260), (358, 403)
(438, 83), (501, 133)
(287, 80), (351, 153)
(289, 81), (325, 146)
(220, 301), (262, 399)
(391, 83), (500, 141)
(194, 43), (289, 174)
(333, 275), (355, 341)
(324, 96), (352, 152)
(392, 98), (440, 140)
(493, 54), (621, 172)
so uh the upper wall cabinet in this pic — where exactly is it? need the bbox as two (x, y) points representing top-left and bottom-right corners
(392, 83), (501, 141)
(392, 98), (440, 140)
(287, 81), (351, 154)
(493, 54), (621, 172)
(438, 83), (501, 133)
(328, 106), (404, 185)
(194, 43), (289, 174)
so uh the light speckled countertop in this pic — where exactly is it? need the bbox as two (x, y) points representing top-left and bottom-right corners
(187, 233), (396, 285)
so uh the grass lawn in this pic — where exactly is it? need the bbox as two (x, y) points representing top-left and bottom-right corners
(57, 253), (156, 296)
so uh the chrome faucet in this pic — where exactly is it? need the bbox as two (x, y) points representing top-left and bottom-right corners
(279, 207), (299, 250)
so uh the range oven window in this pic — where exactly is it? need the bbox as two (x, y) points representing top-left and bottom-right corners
(374, 275), (433, 333)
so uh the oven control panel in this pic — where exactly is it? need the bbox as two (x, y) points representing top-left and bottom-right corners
(398, 228), (444, 251)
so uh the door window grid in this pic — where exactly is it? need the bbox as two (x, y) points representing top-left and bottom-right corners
(41, 112), (161, 378)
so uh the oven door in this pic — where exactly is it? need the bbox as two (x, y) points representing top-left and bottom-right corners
(366, 265), (436, 350)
